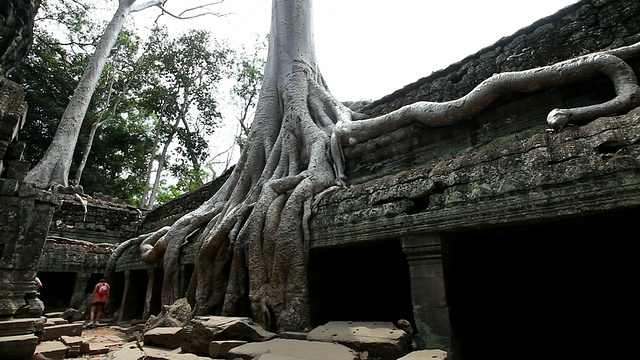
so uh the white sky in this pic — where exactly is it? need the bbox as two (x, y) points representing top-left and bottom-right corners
(129, 0), (579, 175)
(133, 0), (579, 101)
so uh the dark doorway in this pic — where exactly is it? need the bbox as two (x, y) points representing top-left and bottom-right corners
(150, 267), (164, 317)
(120, 270), (148, 320)
(309, 239), (415, 330)
(37, 271), (75, 311)
(445, 209), (636, 359)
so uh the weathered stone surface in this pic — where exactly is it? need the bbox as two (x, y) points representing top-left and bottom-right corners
(208, 339), (247, 358)
(41, 323), (83, 341)
(308, 0), (640, 192)
(179, 316), (277, 355)
(60, 334), (90, 355)
(143, 326), (182, 350)
(143, 298), (192, 334)
(253, 355), (309, 360)
(60, 334), (85, 346)
(311, 109), (640, 248)
(46, 317), (68, 325)
(279, 331), (308, 340)
(0, 317), (45, 336)
(398, 349), (448, 359)
(44, 311), (65, 318)
(0, 333), (38, 360)
(108, 344), (213, 360)
(228, 338), (360, 360)
(308, 321), (410, 360)
(0, 179), (58, 317)
(33, 340), (68, 360)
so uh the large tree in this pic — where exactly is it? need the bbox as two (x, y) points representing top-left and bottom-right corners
(138, 26), (230, 208)
(23, 0), (219, 189)
(109, 0), (640, 332)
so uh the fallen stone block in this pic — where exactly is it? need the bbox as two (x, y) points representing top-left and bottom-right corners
(109, 344), (214, 360)
(41, 323), (83, 341)
(0, 333), (39, 360)
(44, 312), (65, 318)
(46, 317), (68, 325)
(227, 338), (360, 360)
(398, 349), (448, 359)
(34, 340), (67, 360)
(143, 326), (182, 349)
(307, 321), (410, 360)
(179, 316), (277, 355)
(0, 317), (46, 336)
(208, 340), (247, 358)
(279, 331), (308, 340)
(87, 341), (122, 355)
(87, 343), (111, 355)
(60, 335), (90, 355)
(254, 355), (307, 360)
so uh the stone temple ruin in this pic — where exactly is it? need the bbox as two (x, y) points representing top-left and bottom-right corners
(1, 0), (639, 358)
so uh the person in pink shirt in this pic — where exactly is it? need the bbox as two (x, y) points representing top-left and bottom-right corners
(86, 278), (110, 327)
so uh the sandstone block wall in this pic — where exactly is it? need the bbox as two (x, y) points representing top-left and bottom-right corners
(345, 0), (640, 185)
(48, 195), (143, 245)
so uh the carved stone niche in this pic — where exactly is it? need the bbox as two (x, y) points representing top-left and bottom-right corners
(0, 179), (58, 318)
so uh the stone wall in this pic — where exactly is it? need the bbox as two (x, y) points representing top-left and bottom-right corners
(139, 168), (231, 233)
(48, 194), (143, 245)
(345, 0), (640, 185)
(38, 237), (115, 274)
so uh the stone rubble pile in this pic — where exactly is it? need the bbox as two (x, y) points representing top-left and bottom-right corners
(1, 307), (448, 359)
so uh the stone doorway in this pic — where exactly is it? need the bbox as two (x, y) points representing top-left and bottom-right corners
(444, 208), (636, 359)
(309, 239), (415, 331)
(37, 271), (75, 311)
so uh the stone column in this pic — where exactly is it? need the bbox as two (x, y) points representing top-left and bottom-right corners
(402, 234), (451, 351)
(143, 266), (154, 320)
(117, 270), (131, 321)
(0, 179), (59, 318)
(70, 272), (91, 308)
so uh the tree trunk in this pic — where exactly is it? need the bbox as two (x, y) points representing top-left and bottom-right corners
(24, 0), (137, 188)
(141, 123), (161, 208)
(73, 120), (101, 186)
(147, 117), (181, 208)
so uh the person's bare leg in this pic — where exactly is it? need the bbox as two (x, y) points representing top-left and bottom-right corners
(87, 305), (96, 326)
(95, 305), (103, 324)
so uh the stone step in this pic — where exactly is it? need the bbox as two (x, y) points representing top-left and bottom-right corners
(143, 326), (182, 349)
(398, 349), (448, 359)
(0, 317), (46, 336)
(61, 335), (90, 357)
(34, 340), (68, 360)
(44, 311), (65, 318)
(308, 321), (410, 360)
(109, 344), (215, 360)
(45, 317), (68, 325)
(41, 323), (83, 341)
(209, 340), (247, 358)
(228, 338), (360, 360)
(0, 333), (39, 360)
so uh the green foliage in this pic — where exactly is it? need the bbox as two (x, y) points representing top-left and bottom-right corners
(155, 161), (217, 205)
(230, 38), (267, 149)
(138, 26), (233, 205)
(10, 32), (89, 164)
(12, 0), (239, 205)
(12, 0), (154, 204)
